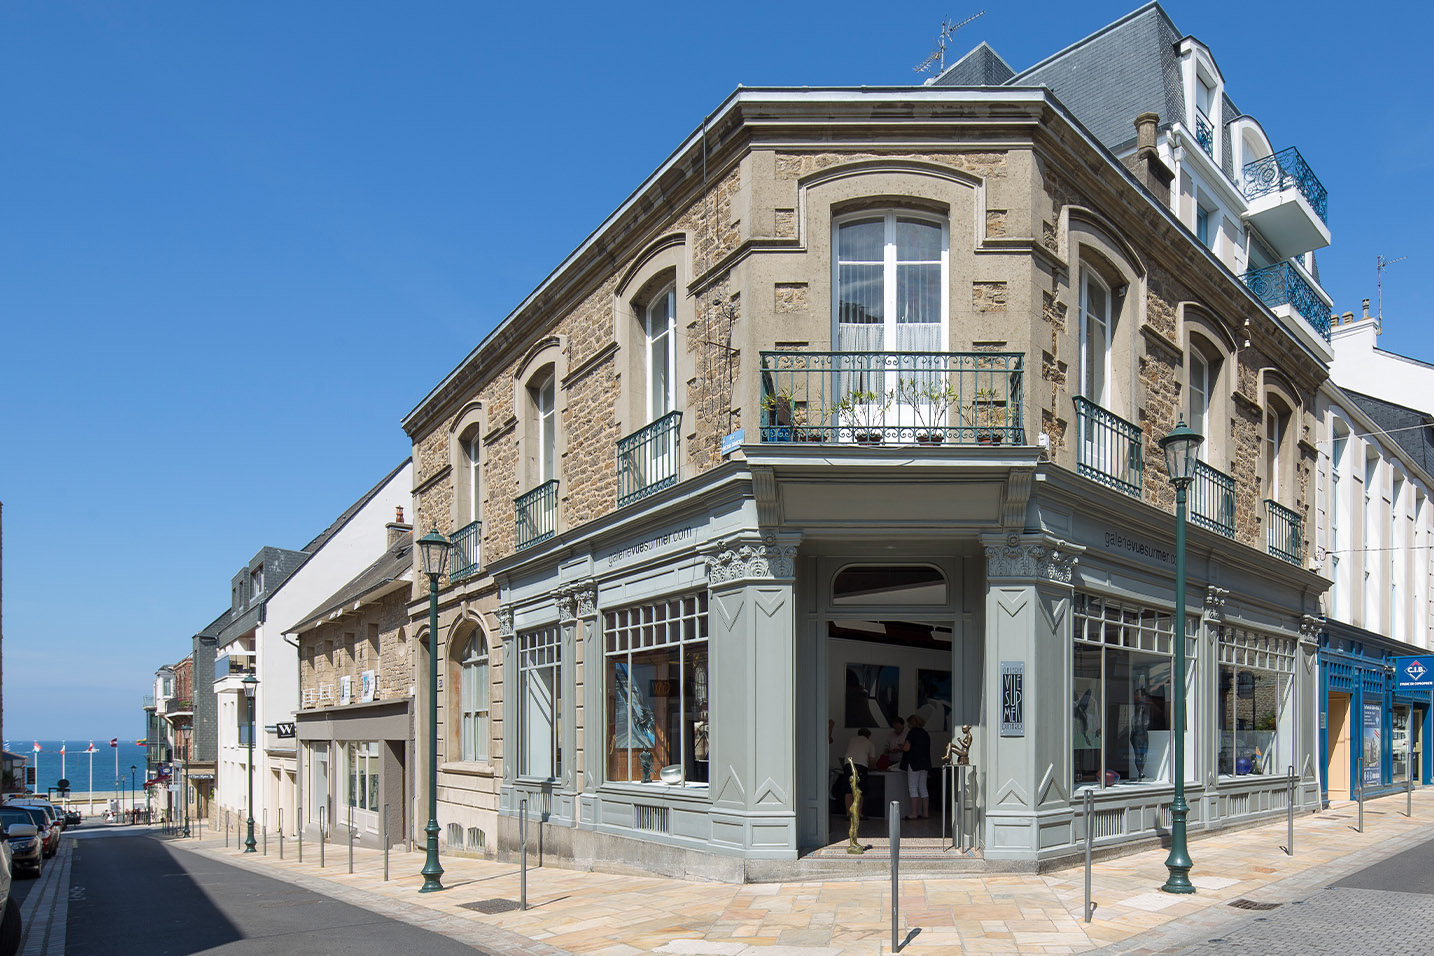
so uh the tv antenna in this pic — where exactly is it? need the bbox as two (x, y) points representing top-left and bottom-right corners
(914, 11), (986, 78)
(1376, 254), (1408, 333)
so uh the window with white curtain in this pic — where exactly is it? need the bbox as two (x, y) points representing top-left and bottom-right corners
(533, 373), (556, 483)
(459, 633), (489, 762)
(1079, 268), (1112, 407)
(645, 285), (676, 420)
(834, 212), (947, 354)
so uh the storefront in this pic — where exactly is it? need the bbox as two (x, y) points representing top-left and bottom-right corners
(295, 699), (411, 848)
(1318, 623), (1433, 803)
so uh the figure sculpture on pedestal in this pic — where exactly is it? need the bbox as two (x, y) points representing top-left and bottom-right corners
(845, 757), (864, 855)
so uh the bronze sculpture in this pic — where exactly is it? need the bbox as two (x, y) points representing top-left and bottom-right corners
(845, 757), (864, 854)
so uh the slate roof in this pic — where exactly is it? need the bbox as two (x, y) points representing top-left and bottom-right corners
(932, 42), (1015, 87)
(299, 458), (411, 554)
(291, 534), (414, 634)
(1344, 391), (1434, 479)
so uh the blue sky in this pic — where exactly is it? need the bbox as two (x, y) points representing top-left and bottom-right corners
(2, 1), (1428, 738)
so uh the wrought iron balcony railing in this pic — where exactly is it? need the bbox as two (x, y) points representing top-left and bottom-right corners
(759, 351), (1024, 446)
(1190, 460), (1236, 538)
(450, 519), (482, 581)
(1242, 147), (1328, 225)
(515, 479), (558, 551)
(1193, 109), (1214, 156)
(617, 411), (682, 507)
(1242, 262), (1331, 343)
(1073, 397), (1143, 498)
(1265, 499), (1303, 565)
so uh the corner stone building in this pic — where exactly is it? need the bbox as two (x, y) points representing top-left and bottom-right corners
(403, 80), (1330, 880)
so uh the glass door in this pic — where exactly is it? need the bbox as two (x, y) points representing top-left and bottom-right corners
(1393, 705), (1412, 784)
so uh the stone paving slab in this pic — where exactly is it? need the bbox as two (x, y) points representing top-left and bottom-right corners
(160, 790), (1434, 956)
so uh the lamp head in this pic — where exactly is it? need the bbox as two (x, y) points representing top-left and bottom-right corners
(418, 526), (452, 579)
(241, 673), (258, 700)
(1159, 418), (1204, 487)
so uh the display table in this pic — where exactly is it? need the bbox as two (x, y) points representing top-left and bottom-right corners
(872, 769), (911, 819)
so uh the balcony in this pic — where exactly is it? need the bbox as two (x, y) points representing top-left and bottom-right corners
(1265, 499), (1303, 565)
(515, 479), (558, 551)
(1193, 109), (1214, 157)
(1241, 147), (1330, 260)
(1242, 262), (1332, 343)
(617, 411), (682, 507)
(213, 651), (255, 693)
(1073, 397), (1143, 499)
(158, 697), (195, 719)
(758, 352), (1024, 446)
(450, 519), (482, 582)
(1190, 460), (1235, 538)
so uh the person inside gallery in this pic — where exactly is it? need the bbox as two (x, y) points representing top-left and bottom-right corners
(900, 713), (932, 819)
(842, 727), (877, 812)
(881, 716), (908, 768)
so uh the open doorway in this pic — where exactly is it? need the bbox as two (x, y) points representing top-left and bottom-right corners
(1327, 692), (1351, 798)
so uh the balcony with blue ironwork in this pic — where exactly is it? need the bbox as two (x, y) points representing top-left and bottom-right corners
(1072, 397), (1143, 499)
(515, 480), (558, 551)
(617, 411), (682, 507)
(1265, 499), (1303, 565)
(1242, 261), (1332, 344)
(759, 351), (1024, 446)
(1241, 147), (1330, 260)
(1193, 109), (1214, 157)
(1189, 460), (1235, 538)
(450, 519), (482, 582)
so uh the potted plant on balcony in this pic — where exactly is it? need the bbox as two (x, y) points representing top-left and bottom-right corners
(970, 388), (1009, 445)
(890, 375), (961, 445)
(836, 387), (890, 445)
(760, 385), (796, 442)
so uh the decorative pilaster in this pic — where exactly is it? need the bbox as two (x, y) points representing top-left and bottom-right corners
(552, 580), (598, 623)
(496, 606), (514, 639)
(981, 532), (1081, 584)
(703, 532), (799, 587)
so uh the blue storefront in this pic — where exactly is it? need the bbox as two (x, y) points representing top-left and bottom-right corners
(1318, 621), (1433, 803)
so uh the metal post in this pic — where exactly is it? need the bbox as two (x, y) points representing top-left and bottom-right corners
(279, 808), (284, 860)
(320, 806), (326, 868)
(1357, 758), (1365, 833)
(956, 765), (966, 852)
(383, 805), (390, 882)
(1408, 775), (1414, 818)
(263, 809), (267, 856)
(225, 813), (229, 849)
(1161, 475), (1194, 894)
(941, 764), (949, 851)
(245, 690), (257, 853)
(1084, 788), (1096, 922)
(348, 804), (354, 874)
(298, 803), (303, 862)
(890, 802), (900, 952)
(420, 568), (445, 893)
(1286, 765), (1295, 856)
(519, 798), (529, 911)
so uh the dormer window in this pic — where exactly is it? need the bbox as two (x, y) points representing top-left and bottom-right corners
(250, 565), (264, 603)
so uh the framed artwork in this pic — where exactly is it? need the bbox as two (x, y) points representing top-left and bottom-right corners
(846, 663), (900, 728)
(1072, 677), (1101, 751)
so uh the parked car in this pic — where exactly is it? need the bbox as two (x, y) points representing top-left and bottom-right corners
(8, 802), (61, 835)
(0, 809), (41, 877)
(7, 807), (58, 859)
(63, 810), (81, 828)
(0, 838), (17, 956)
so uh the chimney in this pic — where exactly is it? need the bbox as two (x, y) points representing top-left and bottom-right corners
(386, 506), (412, 551)
(1343, 311), (1355, 326)
(1362, 298), (1371, 320)
(1122, 112), (1174, 205)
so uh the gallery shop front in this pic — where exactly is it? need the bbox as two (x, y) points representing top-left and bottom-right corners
(295, 699), (411, 849)
(487, 459), (1323, 880)
(1318, 621), (1433, 803)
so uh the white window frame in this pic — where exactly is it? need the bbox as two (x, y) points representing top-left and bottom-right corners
(831, 210), (950, 351)
(518, 627), (562, 780)
(460, 634), (490, 763)
(1189, 349), (1211, 458)
(1079, 268), (1112, 407)
(467, 434), (481, 525)
(645, 284), (677, 421)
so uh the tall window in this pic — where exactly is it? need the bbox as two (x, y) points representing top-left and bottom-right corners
(343, 740), (381, 812)
(310, 742), (330, 823)
(1079, 268), (1111, 406)
(605, 593), (709, 786)
(1364, 451), (1378, 624)
(467, 434), (481, 523)
(532, 372), (556, 483)
(459, 633), (490, 762)
(1330, 426), (1347, 616)
(645, 285), (676, 420)
(1189, 350), (1211, 453)
(1195, 206), (1211, 248)
(1073, 594), (1192, 789)
(518, 627), (561, 779)
(835, 212), (947, 353)
(1263, 404), (1289, 499)
(1217, 628), (1294, 777)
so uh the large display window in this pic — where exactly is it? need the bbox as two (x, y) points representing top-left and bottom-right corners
(1216, 627), (1295, 777)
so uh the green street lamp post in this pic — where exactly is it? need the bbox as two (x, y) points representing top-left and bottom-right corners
(418, 527), (452, 893)
(1158, 418), (1203, 894)
(242, 673), (259, 853)
(183, 758), (191, 838)
(130, 765), (136, 824)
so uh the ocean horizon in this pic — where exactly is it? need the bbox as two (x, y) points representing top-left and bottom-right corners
(6, 738), (151, 794)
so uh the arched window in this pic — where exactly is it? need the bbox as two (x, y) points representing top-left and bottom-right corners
(645, 284), (676, 421)
(1079, 268), (1111, 406)
(459, 632), (490, 762)
(1263, 398), (1291, 501)
(834, 211), (948, 354)
(832, 565), (948, 605)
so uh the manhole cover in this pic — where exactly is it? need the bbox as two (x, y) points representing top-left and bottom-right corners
(460, 899), (522, 915)
(1228, 899), (1282, 911)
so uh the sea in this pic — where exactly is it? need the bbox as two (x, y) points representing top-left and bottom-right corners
(6, 738), (150, 796)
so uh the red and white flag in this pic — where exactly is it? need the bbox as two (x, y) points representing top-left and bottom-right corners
(86, 741), (96, 753)
(60, 743), (66, 756)
(32, 741), (40, 753)
(109, 738), (118, 748)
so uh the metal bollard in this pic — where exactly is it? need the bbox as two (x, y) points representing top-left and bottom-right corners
(1408, 775), (1414, 818)
(320, 806), (326, 868)
(383, 805), (390, 882)
(1357, 758), (1365, 833)
(890, 802), (901, 952)
(519, 798), (529, 911)
(1084, 788), (1097, 922)
(263, 810), (268, 856)
(279, 808), (284, 860)
(225, 814), (229, 849)
(348, 805), (354, 875)
(298, 803), (303, 862)
(1290, 768), (1302, 854)
(956, 765), (966, 852)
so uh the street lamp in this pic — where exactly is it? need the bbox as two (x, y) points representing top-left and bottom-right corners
(1158, 418), (1203, 895)
(417, 526), (451, 893)
(129, 765), (136, 825)
(242, 673), (259, 853)
(183, 756), (191, 838)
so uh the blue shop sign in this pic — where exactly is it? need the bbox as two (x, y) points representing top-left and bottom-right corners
(1393, 655), (1434, 690)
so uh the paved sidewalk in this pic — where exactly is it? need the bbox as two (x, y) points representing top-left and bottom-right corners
(159, 790), (1434, 956)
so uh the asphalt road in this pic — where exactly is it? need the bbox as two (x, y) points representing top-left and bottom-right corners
(56, 827), (489, 955)
(1160, 835), (1434, 956)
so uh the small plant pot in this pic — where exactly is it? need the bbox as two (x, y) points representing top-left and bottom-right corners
(916, 432), (945, 445)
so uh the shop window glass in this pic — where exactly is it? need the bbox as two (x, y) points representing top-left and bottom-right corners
(343, 740), (380, 812)
(604, 592), (709, 786)
(1216, 627), (1295, 777)
(518, 627), (562, 779)
(1073, 594), (1195, 789)
(832, 565), (947, 605)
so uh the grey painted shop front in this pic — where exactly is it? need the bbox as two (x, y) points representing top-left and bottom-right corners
(488, 456), (1323, 881)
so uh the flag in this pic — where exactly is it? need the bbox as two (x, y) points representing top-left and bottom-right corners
(110, 738), (118, 748)
(60, 743), (66, 755)
(135, 739), (146, 746)
(86, 741), (96, 753)
(32, 741), (40, 753)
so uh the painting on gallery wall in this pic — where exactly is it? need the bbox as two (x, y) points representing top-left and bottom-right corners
(845, 663), (900, 729)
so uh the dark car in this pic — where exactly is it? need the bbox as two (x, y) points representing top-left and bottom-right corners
(63, 810), (81, 828)
(6, 808), (57, 859)
(0, 810), (41, 877)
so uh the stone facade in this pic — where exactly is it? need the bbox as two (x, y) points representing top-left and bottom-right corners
(298, 589), (412, 710)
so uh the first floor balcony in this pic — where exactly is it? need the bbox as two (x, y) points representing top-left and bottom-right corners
(1265, 499), (1303, 565)
(1190, 461), (1236, 538)
(1072, 397), (1142, 499)
(213, 650), (256, 692)
(450, 519), (482, 582)
(1242, 147), (1330, 260)
(617, 411), (682, 507)
(1242, 262), (1332, 343)
(758, 351), (1024, 447)
(515, 480), (558, 551)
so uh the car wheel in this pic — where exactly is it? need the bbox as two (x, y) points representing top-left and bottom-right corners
(0, 894), (21, 956)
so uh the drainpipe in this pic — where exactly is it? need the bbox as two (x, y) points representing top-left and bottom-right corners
(284, 630), (303, 844)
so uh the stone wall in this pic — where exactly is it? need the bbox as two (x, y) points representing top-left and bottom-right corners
(298, 590), (412, 710)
